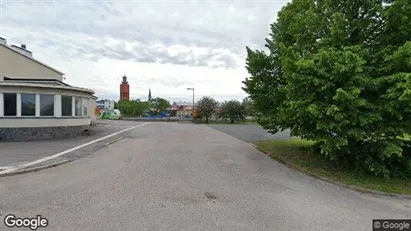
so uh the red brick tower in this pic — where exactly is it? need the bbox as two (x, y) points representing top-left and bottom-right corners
(120, 75), (130, 100)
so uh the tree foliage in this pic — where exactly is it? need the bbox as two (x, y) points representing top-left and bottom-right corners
(151, 97), (171, 115)
(243, 0), (411, 178)
(116, 99), (150, 117)
(196, 96), (218, 123)
(242, 97), (256, 117)
(220, 100), (246, 123)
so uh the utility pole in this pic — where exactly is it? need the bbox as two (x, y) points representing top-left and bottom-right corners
(187, 88), (194, 122)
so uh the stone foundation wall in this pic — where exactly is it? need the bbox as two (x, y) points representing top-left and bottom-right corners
(0, 125), (91, 141)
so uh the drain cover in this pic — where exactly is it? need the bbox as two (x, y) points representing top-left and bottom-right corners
(205, 192), (217, 200)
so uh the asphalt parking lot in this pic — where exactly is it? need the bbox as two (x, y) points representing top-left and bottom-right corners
(0, 120), (140, 168)
(1, 121), (409, 231)
(207, 124), (290, 142)
(0, 122), (287, 169)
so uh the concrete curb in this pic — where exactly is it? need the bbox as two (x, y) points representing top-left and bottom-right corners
(251, 143), (411, 200)
(0, 159), (73, 178)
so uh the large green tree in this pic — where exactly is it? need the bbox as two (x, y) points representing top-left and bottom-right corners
(220, 100), (246, 123)
(243, 0), (411, 177)
(151, 97), (171, 115)
(116, 99), (150, 117)
(116, 99), (149, 117)
(196, 96), (218, 123)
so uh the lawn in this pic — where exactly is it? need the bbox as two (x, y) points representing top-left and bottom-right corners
(255, 139), (411, 195)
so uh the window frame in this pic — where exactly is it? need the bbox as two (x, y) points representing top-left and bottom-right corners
(3, 93), (17, 117)
(82, 98), (89, 117)
(39, 94), (55, 117)
(74, 97), (83, 117)
(20, 93), (36, 117)
(61, 95), (73, 117)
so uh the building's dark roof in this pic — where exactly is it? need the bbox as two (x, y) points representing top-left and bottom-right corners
(11, 45), (33, 54)
(3, 77), (71, 87)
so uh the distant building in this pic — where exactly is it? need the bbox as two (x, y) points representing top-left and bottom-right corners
(166, 101), (195, 117)
(0, 37), (96, 141)
(148, 88), (152, 102)
(96, 99), (115, 110)
(120, 75), (129, 100)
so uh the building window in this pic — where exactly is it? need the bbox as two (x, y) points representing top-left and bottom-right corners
(21, 93), (36, 116)
(4, 93), (17, 116)
(83, 98), (89, 116)
(61, 95), (72, 116)
(40, 94), (54, 116)
(75, 97), (82, 116)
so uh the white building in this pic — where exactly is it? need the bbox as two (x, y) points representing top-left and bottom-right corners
(96, 99), (115, 110)
(0, 37), (96, 141)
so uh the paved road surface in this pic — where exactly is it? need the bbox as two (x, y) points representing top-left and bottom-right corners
(1, 122), (410, 230)
(0, 120), (137, 167)
(207, 124), (290, 142)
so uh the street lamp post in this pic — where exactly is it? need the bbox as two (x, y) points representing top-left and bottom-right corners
(187, 88), (194, 122)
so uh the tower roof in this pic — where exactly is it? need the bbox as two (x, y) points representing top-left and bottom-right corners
(121, 75), (128, 84)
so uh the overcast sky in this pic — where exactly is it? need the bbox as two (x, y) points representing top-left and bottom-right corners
(1, 0), (288, 102)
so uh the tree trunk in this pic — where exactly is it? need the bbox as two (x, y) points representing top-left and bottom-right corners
(206, 117), (209, 123)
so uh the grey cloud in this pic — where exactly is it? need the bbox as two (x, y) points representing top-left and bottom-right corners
(3, 0), (286, 68)
(208, 54), (239, 69)
(62, 37), (240, 68)
(92, 89), (119, 101)
(140, 77), (205, 88)
(12, 27), (240, 68)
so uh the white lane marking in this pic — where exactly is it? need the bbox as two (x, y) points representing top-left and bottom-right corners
(0, 122), (150, 175)
(0, 166), (13, 170)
